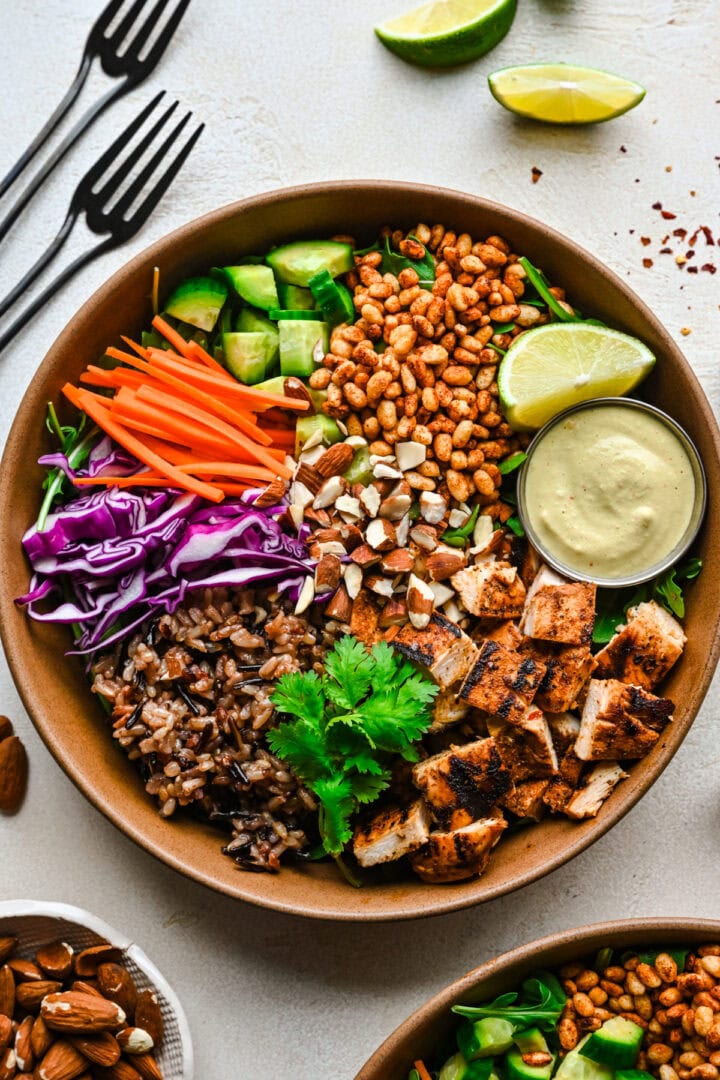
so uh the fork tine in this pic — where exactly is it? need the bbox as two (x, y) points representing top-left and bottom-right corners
(122, 0), (174, 59)
(92, 98), (179, 207)
(123, 122), (203, 234)
(105, 0), (151, 50)
(90, 0), (127, 38)
(77, 90), (166, 195)
(112, 110), (191, 219)
(136, 0), (193, 71)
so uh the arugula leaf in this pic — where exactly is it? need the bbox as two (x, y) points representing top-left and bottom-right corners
(453, 975), (566, 1032)
(498, 452), (528, 476)
(493, 321), (516, 334)
(380, 234), (435, 289)
(653, 557), (702, 618)
(442, 505), (480, 548)
(506, 514), (525, 537)
(519, 257), (578, 324)
(37, 403), (98, 531)
(268, 635), (439, 879)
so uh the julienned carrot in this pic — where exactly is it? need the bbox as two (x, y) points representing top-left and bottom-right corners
(73, 472), (167, 487)
(104, 346), (271, 446)
(145, 348), (309, 412)
(110, 389), (251, 461)
(151, 314), (228, 376)
(175, 462), (276, 481)
(62, 384), (224, 503)
(413, 1063), (433, 1080)
(214, 482), (254, 495)
(134, 383), (293, 479)
(117, 411), (285, 466)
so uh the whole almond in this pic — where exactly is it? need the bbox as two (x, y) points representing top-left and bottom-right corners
(36, 1039), (88, 1080)
(8, 958), (43, 982)
(0, 966), (15, 1018)
(14, 1015), (33, 1072)
(132, 1052), (163, 1080)
(69, 981), (102, 998)
(0, 717), (13, 743)
(425, 548), (467, 581)
(95, 1060), (142, 1080)
(41, 991), (125, 1034)
(0, 940), (16, 967)
(315, 442), (354, 478)
(16, 979), (62, 1013)
(96, 964), (137, 1018)
(0, 736), (27, 813)
(69, 1031), (120, 1066)
(73, 945), (122, 979)
(36, 942), (74, 982)
(31, 1015), (53, 1059)
(0, 1047), (16, 1080)
(0, 1016), (11, 1053)
(133, 992), (163, 1050)
(116, 1027), (153, 1055)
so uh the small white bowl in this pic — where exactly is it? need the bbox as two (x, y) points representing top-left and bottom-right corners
(0, 900), (193, 1079)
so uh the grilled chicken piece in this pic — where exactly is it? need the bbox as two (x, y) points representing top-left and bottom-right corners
(410, 816), (507, 883)
(412, 737), (512, 826)
(484, 620), (523, 650)
(451, 560), (527, 619)
(500, 779), (549, 821)
(353, 800), (431, 867)
(522, 639), (596, 713)
(547, 712), (581, 756)
(520, 565), (596, 646)
(594, 600), (686, 690)
(564, 763), (628, 820)
(392, 612), (478, 690)
(542, 747), (584, 812)
(350, 589), (381, 647)
(460, 640), (546, 724)
(429, 685), (470, 732)
(575, 679), (673, 761)
(487, 707), (558, 782)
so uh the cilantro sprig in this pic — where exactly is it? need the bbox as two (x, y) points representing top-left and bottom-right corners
(267, 636), (439, 884)
(453, 973), (566, 1032)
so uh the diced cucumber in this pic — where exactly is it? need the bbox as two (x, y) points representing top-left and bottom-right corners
(237, 309), (279, 369)
(308, 268), (355, 326)
(223, 332), (269, 385)
(279, 320), (328, 378)
(343, 446), (372, 486)
(269, 309), (324, 321)
(580, 1017), (644, 1070)
(555, 1037), (614, 1080)
(222, 264), (279, 310)
(141, 329), (165, 349)
(295, 414), (341, 457)
(514, 1029), (551, 1057)
(616, 1071), (655, 1080)
(164, 276), (227, 332)
(506, 1045), (555, 1080)
(278, 283), (316, 310)
(267, 240), (354, 286)
(440, 1054), (496, 1080)
(458, 1018), (516, 1061)
(308, 386), (328, 412)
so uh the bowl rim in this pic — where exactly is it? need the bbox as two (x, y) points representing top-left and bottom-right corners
(0, 899), (194, 1078)
(354, 916), (720, 1078)
(2, 179), (720, 921)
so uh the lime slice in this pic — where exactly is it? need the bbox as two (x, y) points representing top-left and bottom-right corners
(488, 63), (646, 123)
(375, 0), (517, 68)
(498, 323), (656, 431)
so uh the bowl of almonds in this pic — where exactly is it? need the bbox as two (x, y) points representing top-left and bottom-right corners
(0, 900), (192, 1079)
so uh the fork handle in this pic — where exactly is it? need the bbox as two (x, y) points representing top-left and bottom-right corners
(0, 53), (92, 201)
(0, 77), (132, 247)
(0, 236), (115, 356)
(0, 212), (78, 319)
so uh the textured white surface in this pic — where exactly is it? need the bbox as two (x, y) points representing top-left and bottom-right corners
(0, 3), (718, 1078)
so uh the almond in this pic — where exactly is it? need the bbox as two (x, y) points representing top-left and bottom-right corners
(0, 1048), (16, 1080)
(69, 1031), (121, 1066)
(14, 1015), (33, 1072)
(281, 377), (315, 412)
(358, 485), (381, 517)
(0, 736), (28, 814)
(253, 477), (287, 508)
(96, 965), (137, 1019)
(315, 442), (354, 478)
(116, 1027), (153, 1055)
(132, 1053), (164, 1080)
(69, 981), (102, 998)
(313, 474), (346, 510)
(365, 518), (396, 552)
(16, 979), (62, 1013)
(425, 548), (467, 582)
(380, 548), (415, 575)
(132, 993), (163, 1051)
(8, 958), (43, 982)
(0, 966), (15, 1018)
(36, 943), (74, 983)
(378, 597), (408, 628)
(293, 576), (315, 616)
(365, 575), (394, 598)
(0, 717), (12, 743)
(314, 554), (342, 592)
(335, 494), (362, 519)
(378, 491), (412, 520)
(407, 574), (435, 629)
(324, 584), (353, 623)
(409, 523), (439, 551)
(31, 1016), (53, 1059)
(349, 589), (380, 647)
(93, 1060), (142, 1079)
(343, 563), (363, 601)
(294, 461), (323, 495)
(36, 1039), (88, 1080)
(0, 1017), (11, 1053)
(395, 441), (427, 472)
(419, 491), (447, 524)
(0, 939), (16, 966)
(42, 991), (126, 1034)
(349, 543), (381, 569)
(73, 946), (122, 979)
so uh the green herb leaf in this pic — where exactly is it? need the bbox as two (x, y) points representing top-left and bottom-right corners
(498, 451), (528, 476)
(324, 635), (375, 709)
(506, 514), (525, 537)
(441, 505), (480, 548)
(271, 669), (325, 725)
(37, 404), (97, 532)
(453, 975), (566, 1032)
(519, 257), (578, 324)
(492, 321), (516, 334)
(592, 558), (702, 644)
(380, 234), (436, 289)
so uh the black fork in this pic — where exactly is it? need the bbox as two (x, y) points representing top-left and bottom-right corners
(0, 94), (203, 355)
(0, 0), (192, 242)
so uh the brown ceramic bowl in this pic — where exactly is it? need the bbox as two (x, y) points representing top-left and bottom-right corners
(355, 917), (720, 1079)
(1, 181), (719, 921)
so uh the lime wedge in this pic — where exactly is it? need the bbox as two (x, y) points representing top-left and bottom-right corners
(488, 63), (646, 123)
(498, 323), (656, 431)
(375, 0), (517, 68)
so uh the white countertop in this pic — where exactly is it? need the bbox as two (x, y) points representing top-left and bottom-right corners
(1, 2), (718, 1077)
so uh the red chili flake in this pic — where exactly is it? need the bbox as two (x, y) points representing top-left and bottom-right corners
(642, 258), (654, 268)
(661, 234), (670, 244)
(701, 226), (715, 245)
(701, 263), (717, 274)
(687, 266), (699, 274)
(640, 236), (652, 246)
(661, 210), (677, 220)
(659, 247), (673, 254)
(620, 145), (627, 153)
(673, 228), (687, 239)
(531, 167), (543, 183)
(652, 201), (662, 210)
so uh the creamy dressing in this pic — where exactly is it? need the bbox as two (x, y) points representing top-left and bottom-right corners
(523, 404), (696, 579)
